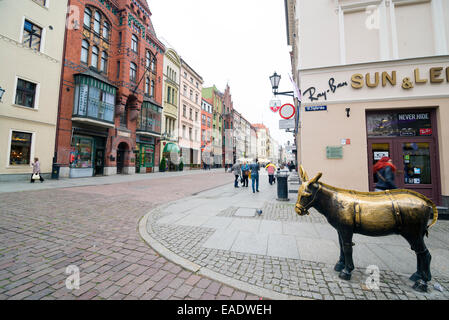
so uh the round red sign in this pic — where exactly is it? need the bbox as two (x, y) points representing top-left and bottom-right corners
(279, 103), (296, 119)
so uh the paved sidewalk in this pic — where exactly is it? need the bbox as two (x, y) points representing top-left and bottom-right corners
(142, 172), (449, 300)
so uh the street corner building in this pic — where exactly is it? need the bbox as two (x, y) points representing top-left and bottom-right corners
(0, 0), (68, 182)
(286, 0), (449, 208)
(55, 0), (165, 178)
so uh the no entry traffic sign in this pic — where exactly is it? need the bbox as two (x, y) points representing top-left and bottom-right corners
(279, 103), (296, 119)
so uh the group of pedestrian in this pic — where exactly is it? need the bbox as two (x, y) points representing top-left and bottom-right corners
(231, 159), (261, 193)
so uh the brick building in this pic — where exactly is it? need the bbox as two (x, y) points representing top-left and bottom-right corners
(55, 0), (165, 178)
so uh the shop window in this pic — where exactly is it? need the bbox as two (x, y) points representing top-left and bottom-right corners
(70, 136), (93, 168)
(15, 78), (37, 108)
(9, 131), (32, 165)
(23, 20), (42, 51)
(366, 111), (432, 137)
(73, 80), (115, 122)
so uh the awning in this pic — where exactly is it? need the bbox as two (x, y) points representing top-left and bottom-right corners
(74, 73), (116, 95)
(163, 142), (180, 153)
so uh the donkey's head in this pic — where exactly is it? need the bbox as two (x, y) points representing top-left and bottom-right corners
(295, 165), (322, 216)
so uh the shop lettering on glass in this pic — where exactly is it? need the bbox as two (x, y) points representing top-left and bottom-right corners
(367, 112), (432, 137)
(303, 78), (348, 102)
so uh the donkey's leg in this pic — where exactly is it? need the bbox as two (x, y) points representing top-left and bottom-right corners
(406, 235), (432, 292)
(334, 231), (345, 272)
(338, 230), (355, 281)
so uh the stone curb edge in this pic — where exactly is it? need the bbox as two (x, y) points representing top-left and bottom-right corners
(138, 203), (311, 301)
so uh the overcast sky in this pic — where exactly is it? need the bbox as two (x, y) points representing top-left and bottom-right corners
(148, 0), (294, 146)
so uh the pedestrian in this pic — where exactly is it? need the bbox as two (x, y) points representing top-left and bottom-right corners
(373, 156), (397, 191)
(30, 157), (44, 183)
(241, 161), (249, 187)
(265, 162), (277, 185)
(249, 159), (260, 193)
(232, 161), (241, 188)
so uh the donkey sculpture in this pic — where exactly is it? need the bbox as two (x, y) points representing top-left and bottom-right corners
(295, 166), (438, 292)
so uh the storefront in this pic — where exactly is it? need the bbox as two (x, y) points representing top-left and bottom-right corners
(69, 126), (107, 178)
(136, 136), (155, 173)
(299, 56), (449, 206)
(161, 142), (180, 171)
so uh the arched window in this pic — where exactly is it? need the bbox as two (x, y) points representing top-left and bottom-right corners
(146, 51), (151, 69)
(94, 11), (101, 34)
(131, 34), (138, 52)
(102, 21), (110, 41)
(84, 8), (91, 28)
(151, 58), (156, 72)
(130, 62), (137, 82)
(100, 51), (108, 73)
(81, 40), (89, 63)
(91, 46), (98, 68)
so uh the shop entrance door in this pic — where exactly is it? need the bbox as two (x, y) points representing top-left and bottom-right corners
(117, 143), (127, 174)
(94, 149), (104, 176)
(368, 138), (439, 204)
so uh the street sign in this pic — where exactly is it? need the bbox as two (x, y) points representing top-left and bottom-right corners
(279, 119), (295, 129)
(269, 99), (281, 112)
(305, 105), (327, 112)
(279, 103), (296, 119)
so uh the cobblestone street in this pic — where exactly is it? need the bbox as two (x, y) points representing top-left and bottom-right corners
(0, 171), (260, 300)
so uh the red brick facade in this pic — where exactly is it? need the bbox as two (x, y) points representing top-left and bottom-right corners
(56, 0), (165, 177)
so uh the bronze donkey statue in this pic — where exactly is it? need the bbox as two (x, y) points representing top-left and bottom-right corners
(295, 166), (438, 292)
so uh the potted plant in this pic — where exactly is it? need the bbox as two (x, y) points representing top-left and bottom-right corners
(179, 159), (184, 171)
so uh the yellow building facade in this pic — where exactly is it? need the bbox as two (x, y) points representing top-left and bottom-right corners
(0, 0), (67, 181)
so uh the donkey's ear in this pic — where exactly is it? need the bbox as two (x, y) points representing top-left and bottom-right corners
(309, 172), (322, 185)
(299, 165), (309, 181)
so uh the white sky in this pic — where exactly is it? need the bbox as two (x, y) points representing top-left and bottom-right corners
(148, 0), (294, 146)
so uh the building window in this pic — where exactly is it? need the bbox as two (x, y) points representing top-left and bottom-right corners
(130, 62), (137, 82)
(189, 128), (193, 140)
(183, 105), (186, 117)
(15, 79), (37, 108)
(151, 58), (156, 73)
(117, 61), (120, 79)
(190, 89), (193, 100)
(167, 87), (171, 103)
(146, 51), (150, 69)
(84, 8), (91, 28)
(94, 11), (101, 34)
(73, 82), (115, 122)
(195, 94), (198, 104)
(202, 114), (206, 125)
(131, 34), (138, 52)
(189, 108), (193, 120)
(145, 77), (150, 95)
(150, 80), (155, 97)
(183, 125), (186, 138)
(23, 20), (42, 51)
(100, 51), (108, 73)
(81, 39), (89, 63)
(103, 21), (110, 41)
(183, 85), (187, 96)
(91, 46), (99, 68)
(195, 111), (198, 121)
(9, 131), (32, 165)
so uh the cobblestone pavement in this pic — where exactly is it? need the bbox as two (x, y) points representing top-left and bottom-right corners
(0, 171), (262, 300)
(144, 181), (449, 300)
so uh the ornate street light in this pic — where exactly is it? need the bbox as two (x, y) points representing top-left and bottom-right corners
(269, 72), (294, 97)
(0, 87), (5, 101)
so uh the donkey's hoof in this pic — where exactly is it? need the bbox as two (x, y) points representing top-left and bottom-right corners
(412, 279), (428, 293)
(409, 272), (422, 282)
(334, 262), (345, 272)
(338, 270), (352, 281)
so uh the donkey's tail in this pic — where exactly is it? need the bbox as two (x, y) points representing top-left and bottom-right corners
(426, 202), (438, 237)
